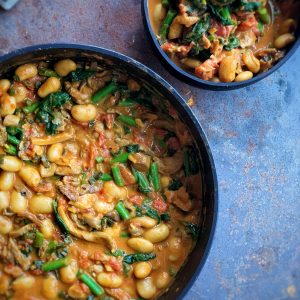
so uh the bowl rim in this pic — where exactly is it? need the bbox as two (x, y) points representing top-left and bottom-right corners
(142, 0), (300, 90)
(0, 43), (219, 299)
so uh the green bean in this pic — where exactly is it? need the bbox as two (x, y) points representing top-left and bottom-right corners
(33, 231), (44, 248)
(41, 257), (70, 272)
(116, 201), (130, 220)
(111, 165), (125, 186)
(23, 102), (39, 114)
(162, 0), (169, 6)
(77, 271), (104, 296)
(159, 9), (177, 42)
(7, 134), (20, 146)
(95, 156), (104, 163)
(137, 171), (151, 193)
(257, 7), (270, 24)
(4, 144), (17, 156)
(92, 81), (118, 103)
(38, 68), (59, 78)
(117, 115), (136, 127)
(99, 173), (112, 181)
(111, 152), (129, 163)
(118, 99), (137, 107)
(150, 162), (160, 191)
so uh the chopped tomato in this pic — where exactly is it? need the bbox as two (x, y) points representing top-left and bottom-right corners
(78, 250), (91, 269)
(211, 15), (236, 38)
(237, 13), (259, 36)
(151, 193), (168, 213)
(109, 257), (122, 272)
(129, 195), (143, 206)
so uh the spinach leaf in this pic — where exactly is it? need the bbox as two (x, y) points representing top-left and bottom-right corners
(239, 0), (262, 11)
(101, 216), (115, 228)
(183, 146), (200, 176)
(126, 144), (140, 153)
(69, 69), (95, 82)
(38, 68), (59, 78)
(36, 92), (71, 135)
(53, 201), (69, 235)
(168, 178), (183, 191)
(182, 16), (211, 56)
(123, 253), (156, 264)
(160, 213), (170, 221)
(208, 4), (233, 25)
(224, 34), (240, 50)
(185, 222), (200, 239)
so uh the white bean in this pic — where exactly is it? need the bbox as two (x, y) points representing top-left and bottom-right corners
(242, 51), (260, 73)
(12, 275), (35, 290)
(60, 259), (78, 284)
(0, 79), (10, 94)
(0, 94), (16, 116)
(3, 114), (20, 126)
(42, 275), (58, 299)
(0, 156), (22, 172)
(279, 19), (296, 35)
(40, 218), (54, 239)
(143, 224), (170, 243)
(38, 77), (61, 98)
(0, 216), (13, 234)
(18, 165), (41, 188)
(235, 71), (253, 82)
(0, 273), (10, 294)
(0, 191), (10, 211)
(13, 84), (28, 103)
(128, 238), (154, 253)
(155, 271), (170, 289)
(130, 216), (158, 229)
(29, 195), (54, 214)
(15, 64), (38, 81)
(219, 56), (239, 82)
(47, 143), (64, 162)
(274, 33), (295, 49)
(134, 262), (152, 279)
(96, 272), (123, 288)
(136, 277), (157, 299)
(153, 3), (166, 22)
(54, 59), (77, 77)
(0, 171), (15, 191)
(10, 190), (27, 213)
(71, 104), (97, 122)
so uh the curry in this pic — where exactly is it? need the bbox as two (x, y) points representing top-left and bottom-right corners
(0, 59), (202, 299)
(148, 0), (298, 82)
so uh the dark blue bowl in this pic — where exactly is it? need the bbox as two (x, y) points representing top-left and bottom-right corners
(0, 44), (218, 299)
(142, 0), (300, 90)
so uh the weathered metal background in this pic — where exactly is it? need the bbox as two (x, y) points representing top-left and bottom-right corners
(0, 1), (299, 299)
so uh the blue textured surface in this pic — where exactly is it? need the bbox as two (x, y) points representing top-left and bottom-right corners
(0, 1), (299, 299)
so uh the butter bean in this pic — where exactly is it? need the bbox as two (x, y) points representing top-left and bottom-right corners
(15, 64), (37, 81)
(235, 71), (253, 82)
(143, 224), (170, 243)
(38, 77), (61, 98)
(71, 104), (97, 122)
(128, 237), (154, 253)
(274, 33), (295, 49)
(219, 56), (239, 82)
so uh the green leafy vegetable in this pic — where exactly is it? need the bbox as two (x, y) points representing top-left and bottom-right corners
(101, 216), (115, 228)
(38, 68), (59, 78)
(182, 16), (211, 55)
(126, 144), (140, 153)
(159, 9), (177, 43)
(53, 201), (69, 234)
(36, 92), (71, 135)
(224, 35), (240, 50)
(209, 4), (233, 25)
(92, 81), (118, 103)
(123, 253), (156, 264)
(183, 146), (200, 176)
(111, 249), (125, 257)
(69, 69), (95, 82)
(160, 213), (170, 221)
(168, 178), (183, 191)
(239, 0), (262, 11)
(185, 222), (200, 239)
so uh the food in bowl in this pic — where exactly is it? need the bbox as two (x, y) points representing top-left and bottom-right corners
(0, 58), (203, 299)
(148, 0), (299, 83)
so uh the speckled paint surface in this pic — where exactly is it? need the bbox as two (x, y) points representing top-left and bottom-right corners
(0, 1), (299, 299)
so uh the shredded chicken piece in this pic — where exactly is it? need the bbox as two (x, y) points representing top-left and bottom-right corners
(0, 123), (7, 146)
(57, 181), (79, 201)
(105, 288), (131, 300)
(17, 211), (45, 227)
(176, 13), (199, 27)
(8, 238), (31, 270)
(9, 224), (35, 238)
(65, 81), (93, 104)
(154, 151), (184, 175)
(195, 54), (225, 80)
(58, 201), (117, 251)
(165, 186), (193, 212)
(31, 127), (75, 145)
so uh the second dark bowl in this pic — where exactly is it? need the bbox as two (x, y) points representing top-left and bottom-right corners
(142, 0), (300, 91)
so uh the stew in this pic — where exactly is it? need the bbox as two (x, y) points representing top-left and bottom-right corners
(0, 59), (202, 299)
(148, 0), (299, 82)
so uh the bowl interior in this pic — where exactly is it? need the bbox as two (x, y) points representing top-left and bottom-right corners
(142, 0), (300, 90)
(0, 44), (218, 299)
